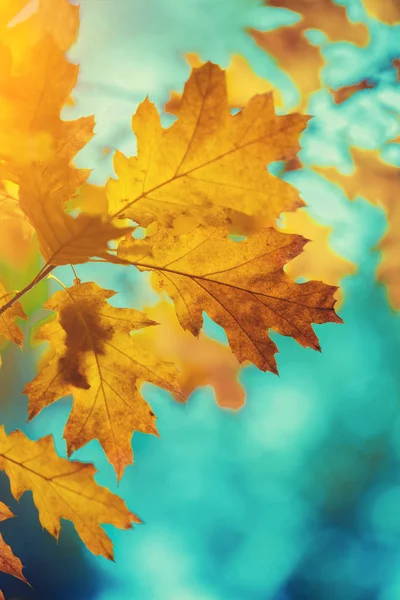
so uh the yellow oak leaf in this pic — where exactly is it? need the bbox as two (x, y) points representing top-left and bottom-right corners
(118, 226), (342, 373)
(165, 52), (281, 114)
(363, 0), (400, 24)
(313, 149), (400, 309)
(0, 502), (27, 586)
(279, 210), (356, 307)
(0, 181), (35, 266)
(107, 62), (309, 233)
(134, 301), (245, 410)
(25, 282), (184, 479)
(0, 0), (29, 30)
(249, 0), (368, 110)
(9, 0), (80, 58)
(0, 426), (138, 558)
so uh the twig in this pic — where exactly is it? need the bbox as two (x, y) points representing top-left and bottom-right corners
(0, 264), (55, 317)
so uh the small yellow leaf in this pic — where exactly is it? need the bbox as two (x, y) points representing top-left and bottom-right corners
(107, 62), (309, 232)
(0, 427), (138, 559)
(25, 282), (184, 479)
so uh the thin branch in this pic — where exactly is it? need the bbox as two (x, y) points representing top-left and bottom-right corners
(0, 264), (55, 317)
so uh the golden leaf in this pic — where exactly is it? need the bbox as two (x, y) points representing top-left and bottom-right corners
(134, 301), (245, 410)
(118, 226), (342, 373)
(25, 282), (184, 479)
(9, 0), (80, 57)
(363, 0), (400, 24)
(0, 426), (138, 559)
(314, 149), (400, 309)
(107, 62), (309, 233)
(165, 53), (281, 114)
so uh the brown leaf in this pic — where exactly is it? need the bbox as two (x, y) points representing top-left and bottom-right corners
(107, 62), (309, 233)
(25, 282), (184, 479)
(0, 426), (138, 558)
(313, 149), (400, 309)
(330, 79), (375, 105)
(118, 225), (342, 373)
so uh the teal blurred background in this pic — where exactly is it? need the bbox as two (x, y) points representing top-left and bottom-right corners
(1, 0), (400, 598)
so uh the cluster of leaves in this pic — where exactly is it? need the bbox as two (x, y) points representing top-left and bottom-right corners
(0, 0), (398, 594)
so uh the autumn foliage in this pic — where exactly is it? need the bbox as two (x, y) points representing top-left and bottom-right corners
(0, 0), (398, 593)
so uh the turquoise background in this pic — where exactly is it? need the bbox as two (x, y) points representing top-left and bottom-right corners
(1, 0), (400, 598)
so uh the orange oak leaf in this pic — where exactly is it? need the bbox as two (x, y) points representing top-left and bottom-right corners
(279, 210), (356, 306)
(0, 502), (27, 586)
(248, 0), (368, 110)
(0, 426), (138, 558)
(107, 62), (309, 233)
(118, 226), (342, 373)
(330, 79), (375, 105)
(134, 301), (245, 410)
(25, 282), (184, 479)
(362, 0), (400, 24)
(313, 149), (400, 309)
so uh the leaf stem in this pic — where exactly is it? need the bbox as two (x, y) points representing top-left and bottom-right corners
(0, 264), (55, 317)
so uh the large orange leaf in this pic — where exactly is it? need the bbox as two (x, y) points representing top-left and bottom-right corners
(0, 427), (138, 558)
(119, 226), (342, 373)
(107, 62), (309, 233)
(25, 282), (184, 479)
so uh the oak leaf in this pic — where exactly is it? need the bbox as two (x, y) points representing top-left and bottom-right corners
(330, 79), (375, 105)
(0, 502), (27, 586)
(279, 210), (356, 306)
(10, 0), (80, 56)
(118, 225), (342, 373)
(25, 282), (184, 479)
(0, 426), (138, 558)
(165, 53), (282, 114)
(134, 301), (245, 410)
(107, 62), (309, 233)
(362, 0), (400, 24)
(0, 283), (27, 368)
(313, 149), (400, 309)
(0, 33), (131, 266)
